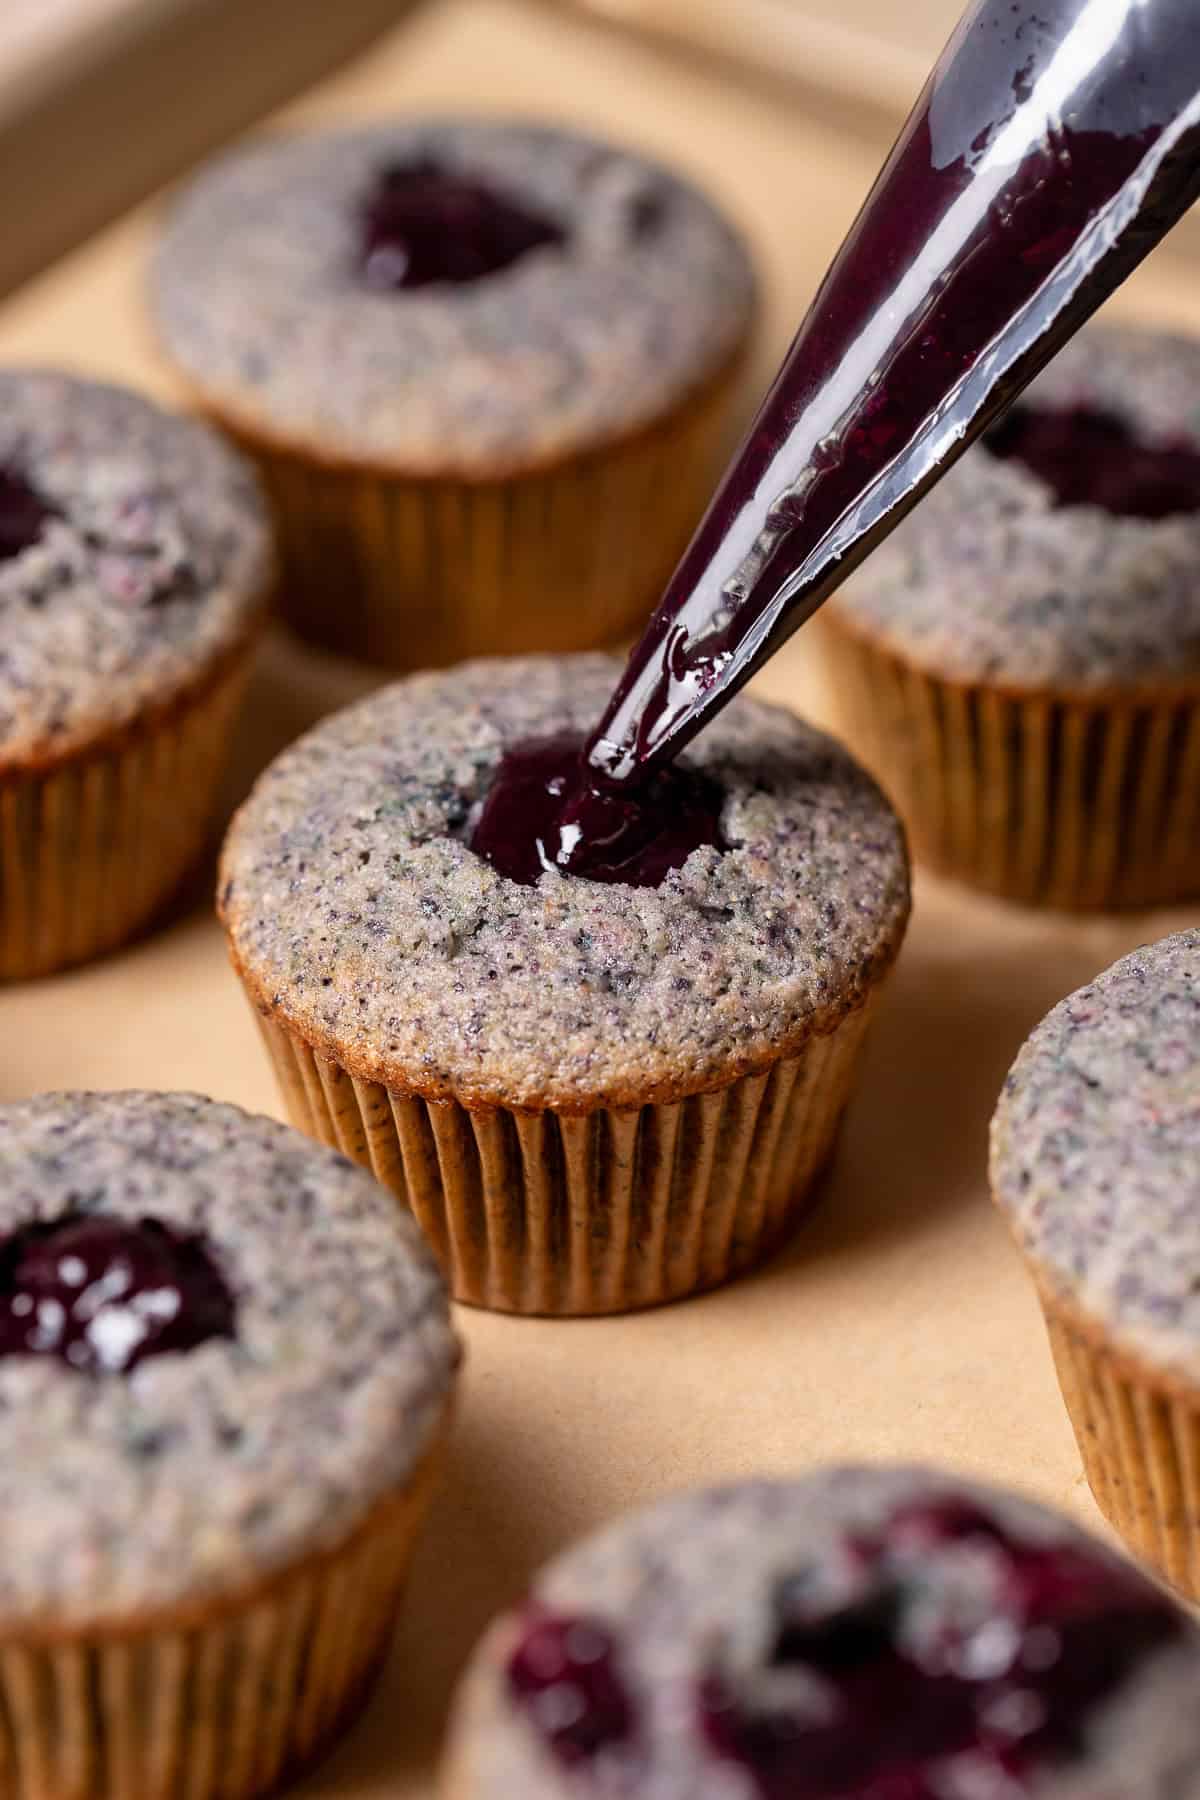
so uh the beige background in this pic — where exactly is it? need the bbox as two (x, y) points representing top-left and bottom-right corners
(1, 1), (1199, 1792)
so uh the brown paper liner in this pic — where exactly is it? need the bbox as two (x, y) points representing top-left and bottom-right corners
(0, 650), (252, 982)
(0, 1423), (448, 1800)
(1040, 1293), (1200, 1599)
(247, 996), (876, 1316)
(208, 361), (742, 671)
(819, 614), (1200, 909)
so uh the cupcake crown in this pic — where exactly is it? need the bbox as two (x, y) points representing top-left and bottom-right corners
(0, 1091), (457, 1627)
(832, 324), (1200, 690)
(451, 1466), (1200, 1798)
(0, 369), (272, 765)
(149, 120), (757, 474)
(219, 653), (910, 1111)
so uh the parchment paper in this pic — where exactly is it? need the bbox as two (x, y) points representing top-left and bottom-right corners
(2, 2), (1199, 1790)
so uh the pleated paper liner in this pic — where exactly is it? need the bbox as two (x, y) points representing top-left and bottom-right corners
(819, 613), (1200, 909)
(0, 647), (253, 982)
(0, 1422), (449, 1800)
(1040, 1293), (1200, 1601)
(247, 992), (876, 1316)
(202, 355), (744, 671)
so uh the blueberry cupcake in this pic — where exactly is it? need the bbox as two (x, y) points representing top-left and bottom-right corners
(820, 324), (1200, 908)
(218, 653), (909, 1315)
(0, 369), (273, 979)
(443, 1464), (1200, 1798)
(148, 121), (756, 670)
(0, 1090), (458, 1797)
(992, 927), (1200, 1598)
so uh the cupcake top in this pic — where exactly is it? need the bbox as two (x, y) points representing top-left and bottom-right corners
(219, 654), (910, 1111)
(149, 120), (757, 475)
(0, 1091), (457, 1628)
(831, 325), (1200, 690)
(0, 369), (272, 767)
(449, 1465), (1200, 1800)
(991, 928), (1200, 1380)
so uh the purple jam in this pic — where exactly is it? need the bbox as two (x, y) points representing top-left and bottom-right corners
(984, 403), (1200, 519)
(0, 1214), (236, 1374)
(507, 1612), (635, 1766)
(578, 0), (1200, 788)
(699, 1499), (1182, 1799)
(468, 731), (726, 887)
(358, 159), (566, 291)
(0, 467), (55, 561)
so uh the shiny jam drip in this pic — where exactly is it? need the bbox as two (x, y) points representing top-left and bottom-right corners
(699, 1500), (1183, 1798)
(0, 1215), (236, 1374)
(507, 1613), (635, 1766)
(469, 731), (726, 887)
(358, 159), (566, 290)
(0, 467), (55, 561)
(985, 403), (1200, 519)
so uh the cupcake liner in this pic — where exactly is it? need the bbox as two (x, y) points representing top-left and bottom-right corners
(246, 994), (876, 1315)
(1040, 1293), (1200, 1598)
(0, 1425), (447, 1800)
(209, 361), (741, 671)
(819, 614), (1200, 909)
(0, 649), (253, 982)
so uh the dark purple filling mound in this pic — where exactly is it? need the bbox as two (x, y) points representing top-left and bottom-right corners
(358, 159), (566, 291)
(469, 730), (727, 887)
(985, 403), (1200, 519)
(507, 1499), (1182, 1794)
(701, 1499), (1182, 1799)
(507, 1613), (634, 1765)
(0, 467), (55, 561)
(0, 1214), (236, 1374)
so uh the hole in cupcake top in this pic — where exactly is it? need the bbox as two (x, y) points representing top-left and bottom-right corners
(0, 1214), (236, 1374)
(357, 158), (568, 291)
(699, 1499), (1183, 1798)
(507, 1612), (636, 1766)
(984, 403), (1200, 519)
(468, 730), (728, 887)
(0, 466), (56, 562)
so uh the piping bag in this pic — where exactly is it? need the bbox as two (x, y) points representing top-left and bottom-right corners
(557, 0), (1200, 863)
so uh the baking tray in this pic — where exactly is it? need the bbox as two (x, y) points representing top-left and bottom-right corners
(1, 0), (1198, 1794)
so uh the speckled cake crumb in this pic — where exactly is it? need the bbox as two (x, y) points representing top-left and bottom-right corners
(0, 369), (272, 762)
(831, 324), (1200, 688)
(0, 1091), (457, 1627)
(149, 121), (755, 474)
(448, 1466), (1200, 1799)
(991, 928), (1200, 1375)
(219, 654), (910, 1111)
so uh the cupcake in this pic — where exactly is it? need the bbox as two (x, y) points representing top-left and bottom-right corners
(0, 369), (273, 980)
(148, 121), (756, 670)
(819, 324), (1200, 908)
(218, 653), (909, 1316)
(442, 1464), (1200, 1798)
(991, 927), (1200, 1598)
(0, 1089), (458, 1797)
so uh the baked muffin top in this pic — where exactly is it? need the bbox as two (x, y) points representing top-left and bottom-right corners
(0, 369), (272, 766)
(991, 928), (1200, 1380)
(449, 1465), (1200, 1800)
(830, 325), (1200, 690)
(149, 121), (757, 475)
(0, 1091), (457, 1628)
(220, 654), (909, 1111)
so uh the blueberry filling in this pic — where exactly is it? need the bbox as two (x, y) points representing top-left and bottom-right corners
(468, 730), (727, 887)
(507, 1612), (634, 1765)
(985, 403), (1200, 519)
(0, 467), (55, 561)
(0, 1214), (236, 1374)
(700, 1499), (1182, 1798)
(358, 159), (566, 291)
